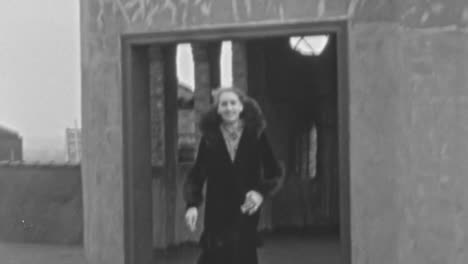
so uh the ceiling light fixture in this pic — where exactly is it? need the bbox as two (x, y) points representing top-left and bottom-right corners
(289, 35), (329, 56)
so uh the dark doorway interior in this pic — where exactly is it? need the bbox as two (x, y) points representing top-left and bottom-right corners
(150, 36), (341, 262)
(248, 36), (339, 233)
(246, 35), (340, 262)
(121, 21), (349, 264)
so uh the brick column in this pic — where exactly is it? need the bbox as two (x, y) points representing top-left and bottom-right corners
(208, 42), (221, 89)
(192, 42), (221, 127)
(148, 45), (178, 249)
(149, 46), (165, 167)
(162, 45), (178, 248)
(192, 43), (211, 120)
(232, 41), (248, 92)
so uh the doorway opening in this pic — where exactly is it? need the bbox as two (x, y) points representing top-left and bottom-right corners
(246, 35), (340, 263)
(121, 21), (349, 264)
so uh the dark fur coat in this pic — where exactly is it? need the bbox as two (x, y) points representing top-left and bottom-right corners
(183, 97), (283, 264)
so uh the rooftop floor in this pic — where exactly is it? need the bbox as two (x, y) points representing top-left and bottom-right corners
(0, 233), (340, 264)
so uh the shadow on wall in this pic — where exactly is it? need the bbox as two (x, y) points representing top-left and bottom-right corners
(0, 164), (82, 245)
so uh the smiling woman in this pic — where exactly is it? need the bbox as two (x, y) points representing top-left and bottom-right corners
(183, 86), (283, 264)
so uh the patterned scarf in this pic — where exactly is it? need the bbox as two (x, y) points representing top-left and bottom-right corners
(220, 120), (244, 161)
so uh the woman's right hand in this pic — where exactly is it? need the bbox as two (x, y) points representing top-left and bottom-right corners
(185, 207), (198, 232)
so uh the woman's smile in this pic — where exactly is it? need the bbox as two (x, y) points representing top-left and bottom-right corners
(217, 91), (243, 123)
(184, 86), (283, 264)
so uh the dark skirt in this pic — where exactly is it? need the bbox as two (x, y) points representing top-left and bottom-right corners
(196, 230), (259, 264)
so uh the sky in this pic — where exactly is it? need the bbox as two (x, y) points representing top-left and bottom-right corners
(0, 1), (232, 160)
(177, 42), (232, 89)
(0, 1), (325, 161)
(0, 1), (80, 156)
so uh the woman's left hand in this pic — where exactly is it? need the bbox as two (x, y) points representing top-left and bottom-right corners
(241, 190), (264, 215)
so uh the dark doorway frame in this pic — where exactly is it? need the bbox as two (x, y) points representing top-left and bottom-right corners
(121, 20), (350, 264)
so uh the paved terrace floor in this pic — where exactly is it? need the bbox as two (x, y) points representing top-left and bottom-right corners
(0, 233), (340, 264)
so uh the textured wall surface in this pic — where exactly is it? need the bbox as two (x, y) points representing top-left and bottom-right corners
(350, 24), (468, 264)
(0, 166), (82, 244)
(81, 1), (348, 263)
(81, 0), (468, 263)
(349, 1), (468, 263)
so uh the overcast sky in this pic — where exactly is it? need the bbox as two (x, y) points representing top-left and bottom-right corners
(0, 1), (232, 159)
(0, 1), (80, 148)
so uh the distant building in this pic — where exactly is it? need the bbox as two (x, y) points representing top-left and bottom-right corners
(65, 128), (81, 163)
(0, 124), (23, 161)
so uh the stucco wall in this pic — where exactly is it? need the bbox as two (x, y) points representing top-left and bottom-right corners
(0, 165), (82, 244)
(349, 1), (468, 263)
(350, 24), (468, 264)
(81, 0), (468, 263)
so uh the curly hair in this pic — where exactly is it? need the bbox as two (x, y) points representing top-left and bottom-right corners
(200, 86), (266, 137)
(211, 86), (248, 106)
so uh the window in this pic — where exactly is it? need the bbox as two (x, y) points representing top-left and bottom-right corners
(289, 35), (329, 56)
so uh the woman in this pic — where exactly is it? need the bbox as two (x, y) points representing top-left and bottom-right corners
(184, 86), (283, 264)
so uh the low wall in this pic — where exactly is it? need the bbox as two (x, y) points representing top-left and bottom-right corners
(0, 160), (319, 248)
(0, 164), (82, 244)
(0, 162), (269, 248)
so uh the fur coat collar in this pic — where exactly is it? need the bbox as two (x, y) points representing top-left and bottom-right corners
(199, 97), (266, 139)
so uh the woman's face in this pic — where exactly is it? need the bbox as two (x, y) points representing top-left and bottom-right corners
(217, 91), (244, 124)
